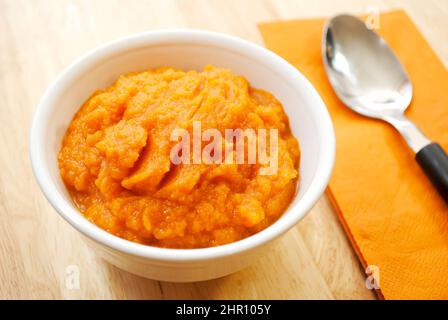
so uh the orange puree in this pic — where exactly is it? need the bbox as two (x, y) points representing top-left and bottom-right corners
(58, 65), (300, 248)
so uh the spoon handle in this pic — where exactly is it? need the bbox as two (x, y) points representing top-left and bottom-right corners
(384, 114), (448, 202)
(416, 143), (448, 203)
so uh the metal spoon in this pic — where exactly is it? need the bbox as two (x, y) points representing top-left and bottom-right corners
(322, 14), (448, 202)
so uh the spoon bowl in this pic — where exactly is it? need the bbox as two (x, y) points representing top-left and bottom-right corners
(323, 14), (412, 117)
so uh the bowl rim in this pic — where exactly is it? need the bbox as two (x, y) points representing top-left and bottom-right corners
(30, 29), (335, 262)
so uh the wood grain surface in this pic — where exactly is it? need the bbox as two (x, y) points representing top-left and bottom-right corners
(1, 0), (446, 299)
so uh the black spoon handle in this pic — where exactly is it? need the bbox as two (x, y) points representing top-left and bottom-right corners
(416, 143), (448, 203)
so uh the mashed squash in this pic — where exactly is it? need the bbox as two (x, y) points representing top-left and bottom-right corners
(58, 65), (300, 248)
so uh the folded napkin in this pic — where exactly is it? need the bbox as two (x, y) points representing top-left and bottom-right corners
(259, 10), (448, 299)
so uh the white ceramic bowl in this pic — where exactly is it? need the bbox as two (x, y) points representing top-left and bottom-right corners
(30, 29), (335, 282)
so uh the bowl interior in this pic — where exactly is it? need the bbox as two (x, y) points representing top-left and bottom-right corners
(32, 31), (334, 258)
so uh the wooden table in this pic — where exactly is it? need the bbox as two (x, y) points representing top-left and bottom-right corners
(1, 0), (447, 299)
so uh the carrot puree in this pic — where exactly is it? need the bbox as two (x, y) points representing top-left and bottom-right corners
(58, 65), (300, 248)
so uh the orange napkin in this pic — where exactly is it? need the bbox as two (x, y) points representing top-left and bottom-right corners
(259, 10), (448, 300)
